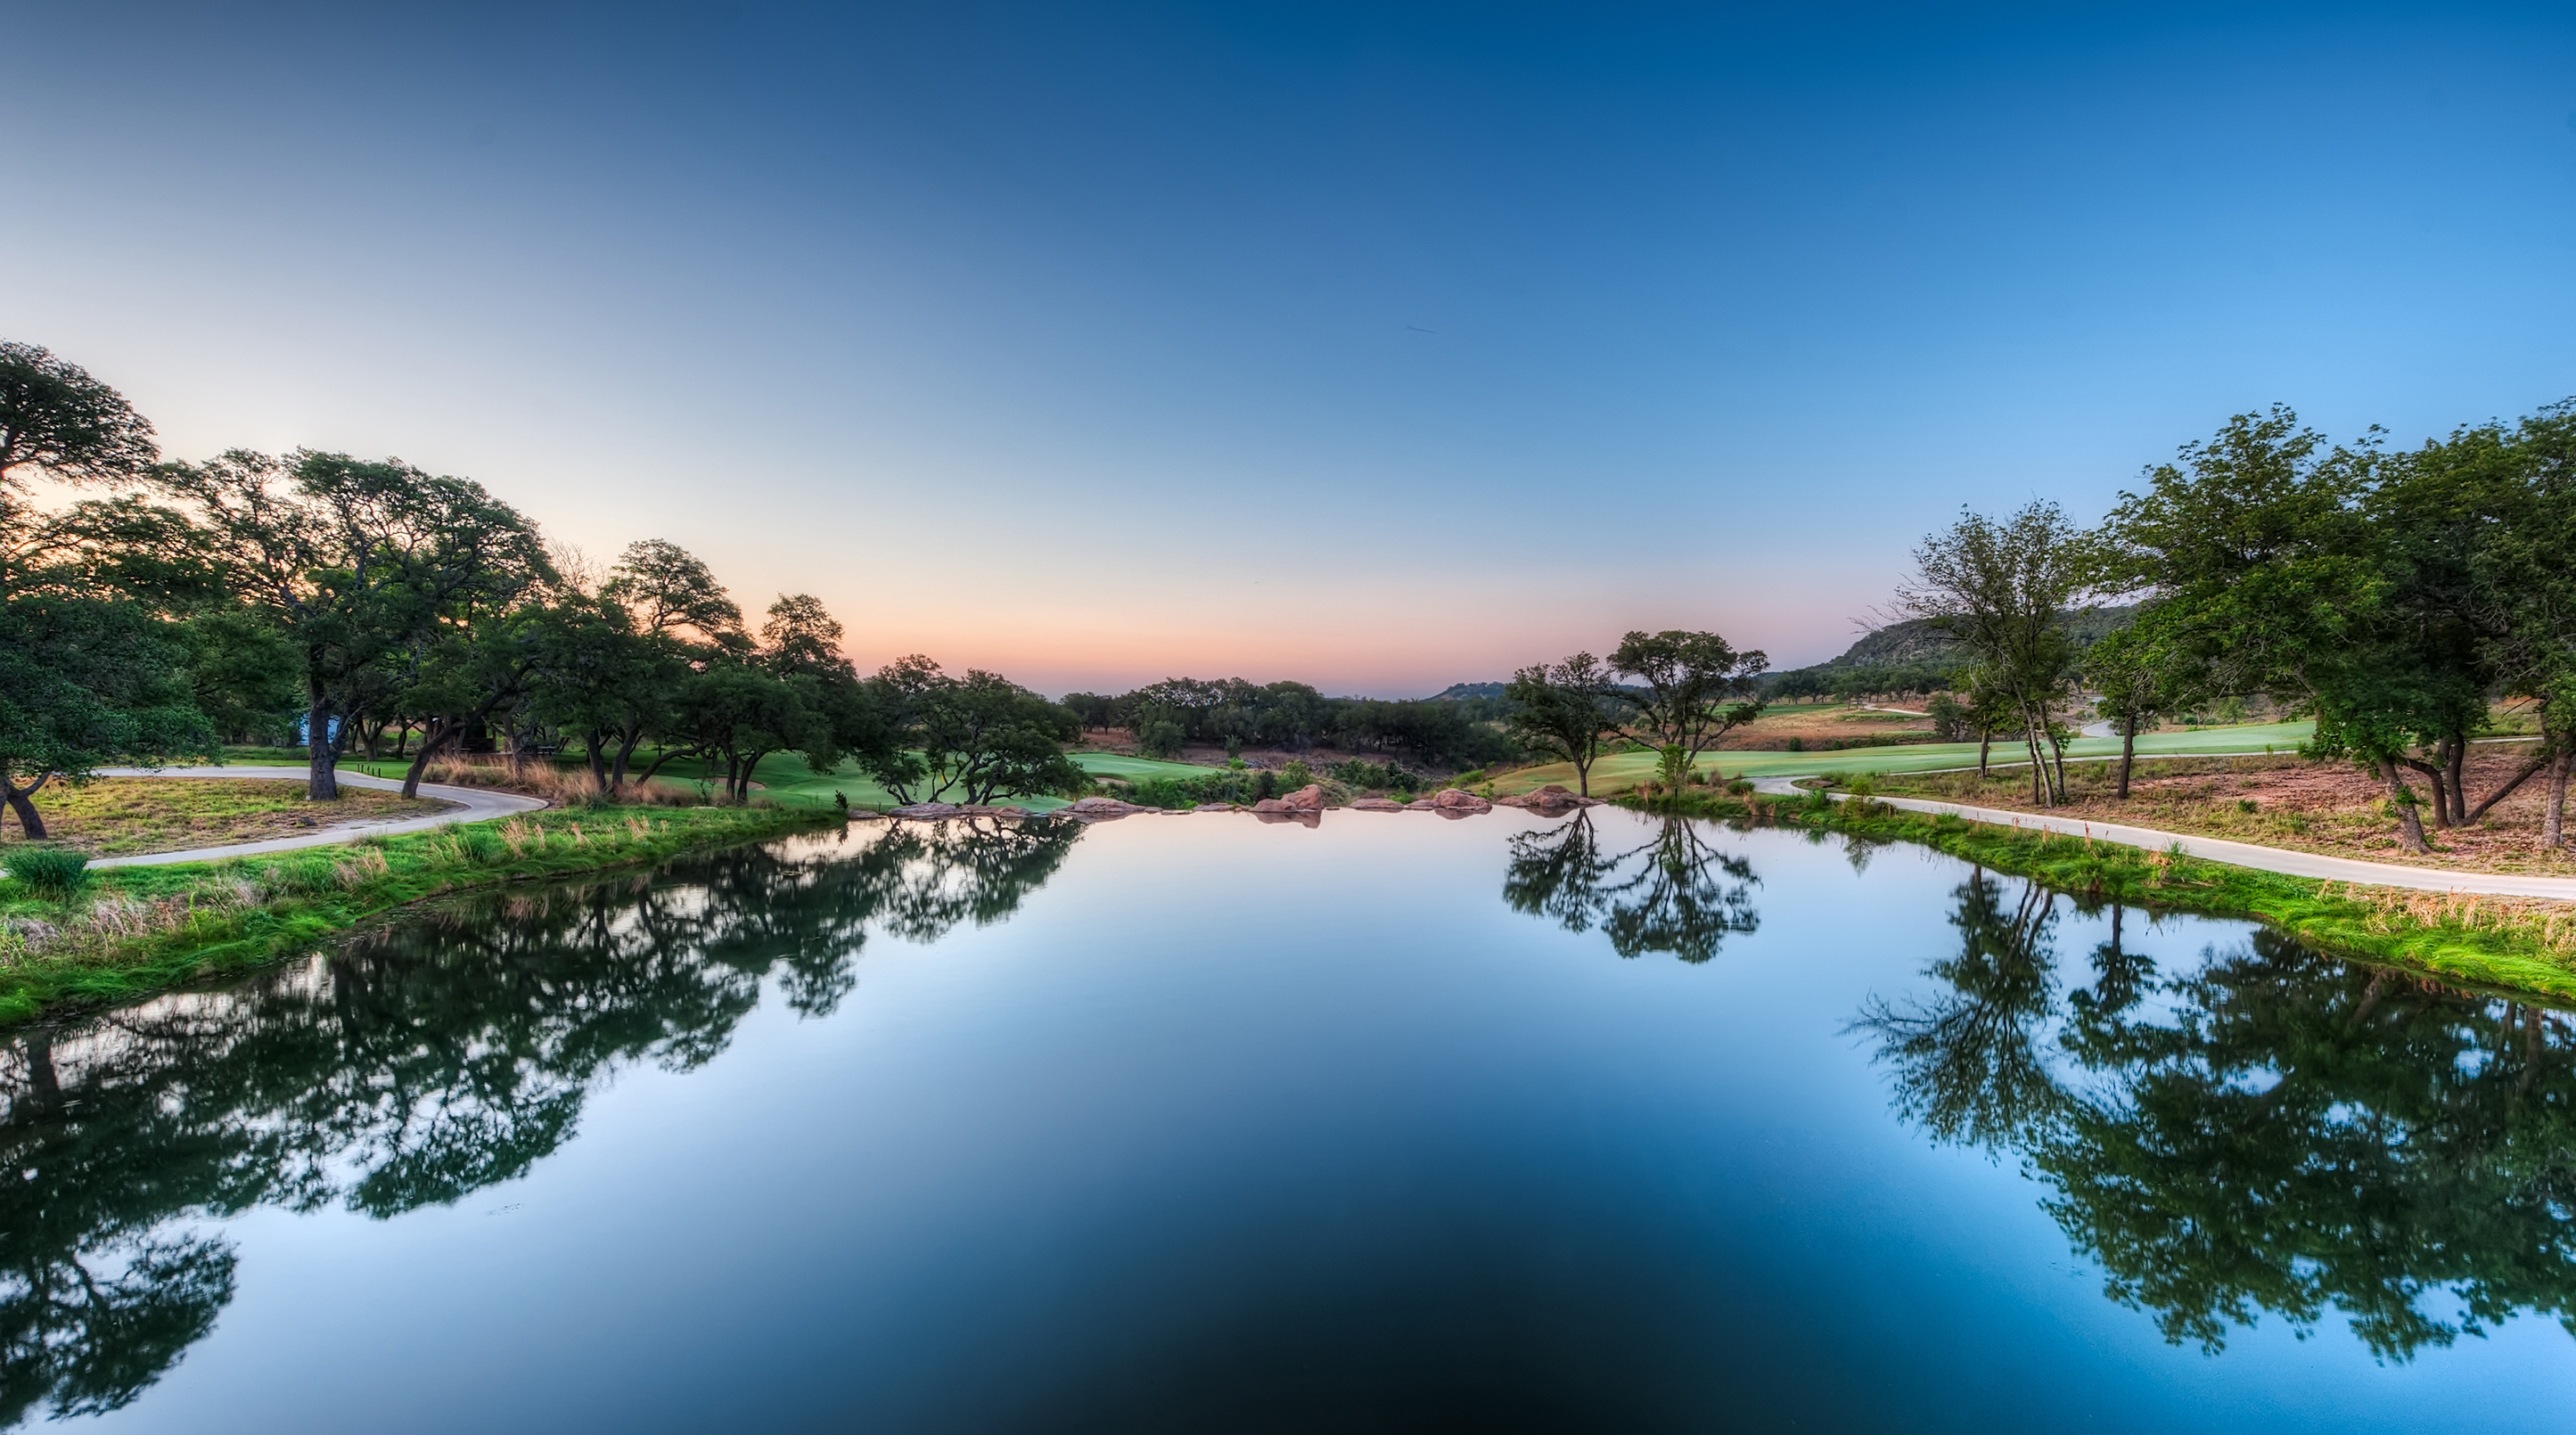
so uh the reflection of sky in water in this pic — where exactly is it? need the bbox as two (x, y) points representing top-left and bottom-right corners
(20, 809), (2576, 1432)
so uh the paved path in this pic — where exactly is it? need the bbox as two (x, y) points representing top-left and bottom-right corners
(1745, 771), (2576, 899)
(68, 767), (547, 869)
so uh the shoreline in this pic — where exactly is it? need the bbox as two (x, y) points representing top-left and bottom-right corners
(0, 803), (833, 1028)
(1625, 789), (2576, 1005)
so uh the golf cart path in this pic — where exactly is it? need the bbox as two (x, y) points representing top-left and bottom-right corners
(78, 767), (546, 869)
(1743, 769), (2576, 899)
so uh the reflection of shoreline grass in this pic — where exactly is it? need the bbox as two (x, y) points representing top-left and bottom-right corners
(1627, 789), (2576, 1004)
(0, 804), (830, 1026)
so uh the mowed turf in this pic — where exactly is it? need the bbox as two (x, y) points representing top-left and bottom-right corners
(651, 749), (1218, 811)
(1493, 721), (2320, 795)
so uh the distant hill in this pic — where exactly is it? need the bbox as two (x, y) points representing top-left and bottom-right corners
(1764, 604), (2137, 695)
(1429, 682), (1508, 701)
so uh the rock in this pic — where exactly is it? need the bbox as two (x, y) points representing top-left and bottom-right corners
(1064, 796), (1149, 815)
(1192, 801), (1239, 812)
(1348, 797), (1406, 811)
(1279, 783), (1326, 812)
(1251, 798), (1291, 814)
(1524, 784), (1579, 808)
(1492, 794), (1530, 808)
(891, 802), (964, 819)
(1431, 787), (1492, 814)
(1404, 799), (1440, 810)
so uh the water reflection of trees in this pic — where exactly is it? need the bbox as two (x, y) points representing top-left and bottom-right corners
(1856, 870), (2576, 1361)
(0, 816), (1079, 1427)
(1503, 813), (1759, 963)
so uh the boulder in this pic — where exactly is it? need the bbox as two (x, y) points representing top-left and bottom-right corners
(1404, 799), (1440, 810)
(1251, 798), (1292, 814)
(1431, 787), (1492, 815)
(1192, 802), (1240, 812)
(1279, 783), (1326, 812)
(891, 802), (964, 819)
(1348, 797), (1406, 811)
(1523, 784), (1580, 808)
(1064, 796), (1149, 815)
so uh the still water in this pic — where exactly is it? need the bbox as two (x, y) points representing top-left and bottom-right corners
(5, 808), (2572, 1431)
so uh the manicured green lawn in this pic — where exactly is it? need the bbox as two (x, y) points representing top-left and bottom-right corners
(651, 748), (1218, 812)
(1497, 721), (2320, 794)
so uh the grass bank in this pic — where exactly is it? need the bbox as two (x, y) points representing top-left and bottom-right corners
(1626, 788), (2576, 1004)
(0, 802), (830, 1026)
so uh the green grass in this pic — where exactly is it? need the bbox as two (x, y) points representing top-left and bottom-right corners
(624, 748), (1219, 812)
(1634, 786), (2576, 1004)
(1497, 721), (2321, 794)
(0, 802), (831, 1026)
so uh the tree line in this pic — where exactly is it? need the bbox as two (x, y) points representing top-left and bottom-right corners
(0, 341), (1082, 834)
(1892, 399), (2576, 854)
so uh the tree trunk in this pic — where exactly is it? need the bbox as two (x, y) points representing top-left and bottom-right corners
(2544, 747), (2570, 850)
(1574, 750), (1592, 797)
(2116, 712), (2138, 800)
(400, 718), (463, 800)
(612, 729), (644, 794)
(2377, 759), (2430, 853)
(2044, 724), (2071, 804)
(2022, 717), (2048, 807)
(2402, 756), (2452, 829)
(2446, 734), (2469, 824)
(587, 729), (610, 788)
(1977, 726), (1991, 780)
(306, 693), (340, 801)
(3, 780), (49, 840)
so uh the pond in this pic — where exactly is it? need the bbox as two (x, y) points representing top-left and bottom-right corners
(4, 808), (2573, 1431)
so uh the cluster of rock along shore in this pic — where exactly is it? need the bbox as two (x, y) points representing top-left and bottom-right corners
(874, 783), (1606, 823)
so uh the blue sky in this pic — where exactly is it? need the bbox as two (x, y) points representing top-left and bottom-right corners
(8, 3), (2576, 694)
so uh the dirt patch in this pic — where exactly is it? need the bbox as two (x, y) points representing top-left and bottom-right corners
(1, 778), (455, 857)
(1868, 749), (2576, 877)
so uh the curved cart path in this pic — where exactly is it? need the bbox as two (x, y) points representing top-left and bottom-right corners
(1745, 771), (2576, 899)
(65, 767), (547, 870)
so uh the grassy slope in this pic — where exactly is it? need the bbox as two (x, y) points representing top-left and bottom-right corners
(1496, 721), (2318, 794)
(0, 803), (828, 1025)
(1646, 789), (2576, 1004)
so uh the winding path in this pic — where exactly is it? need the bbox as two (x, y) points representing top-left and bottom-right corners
(72, 767), (547, 870)
(1743, 771), (2576, 900)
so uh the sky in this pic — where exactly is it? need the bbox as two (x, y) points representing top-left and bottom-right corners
(7, 3), (2576, 696)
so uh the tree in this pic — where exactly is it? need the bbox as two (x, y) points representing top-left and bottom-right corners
(863, 658), (1083, 806)
(1504, 653), (1623, 796)
(138, 451), (551, 800)
(2080, 610), (2193, 800)
(599, 538), (743, 647)
(0, 344), (208, 837)
(0, 596), (211, 838)
(2104, 409), (2450, 849)
(1897, 504), (2103, 807)
(0, 342), (158, 494)
(1606, 629), (1768, 783)
(524, 594), (684, 792)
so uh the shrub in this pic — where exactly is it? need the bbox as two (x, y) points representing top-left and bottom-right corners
(1139, 720), (1186, 759)
(1784, 736), (1806, 752)
(6, 846), (90, 898)
(1726, 779), (1754, 797)
(1277, 759), (1311, 791)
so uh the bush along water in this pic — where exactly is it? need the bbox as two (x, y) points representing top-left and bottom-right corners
(1616, 786), (2576, 1004)
(4, 846), (91, 899)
